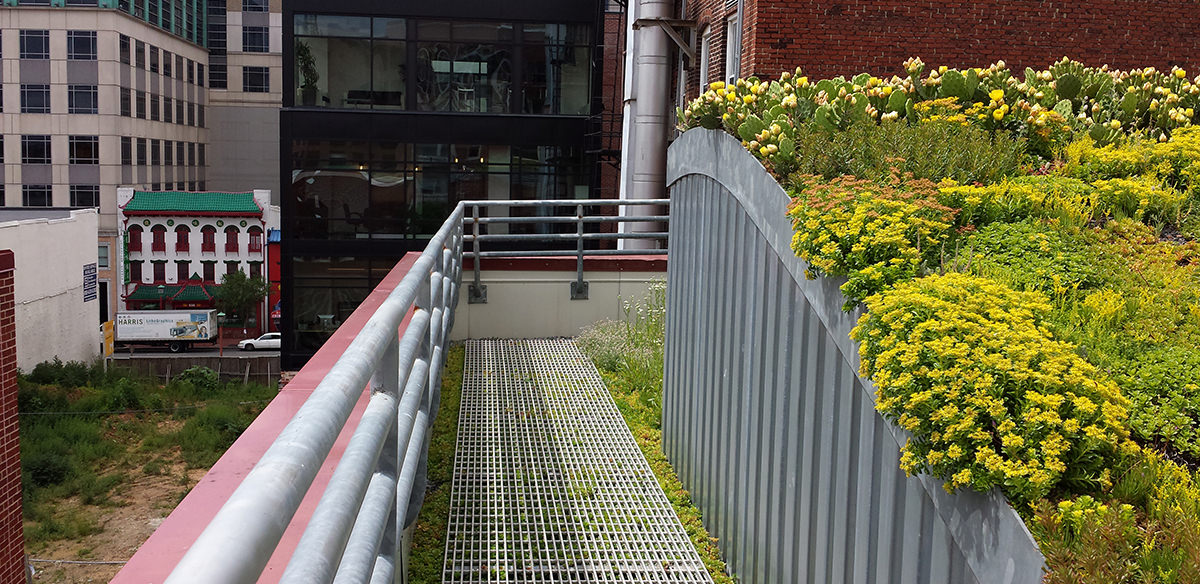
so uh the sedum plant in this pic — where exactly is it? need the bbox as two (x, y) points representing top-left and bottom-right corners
(787, 174), (956, 309)
(851, 272), (1136, 505)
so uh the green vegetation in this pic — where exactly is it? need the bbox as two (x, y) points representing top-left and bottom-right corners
(19, 359), (276, 550)
(680, 59), (1200, 581)
(408, 344), (464, 583)
(216, 270), (272, 324)
(578, 283), (735, 584)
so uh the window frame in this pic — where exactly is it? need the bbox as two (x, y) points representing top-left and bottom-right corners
(243, 26), (269, 53)
(21, 185), (53, 207)
(21, 135), (51, 164)
(19, 30), (50, 60)
(68, 84), (99, 114)
(67, 30), (98, 60)
(20, 84), (51, 114)
(68, 135), (100, 165)
(243, 66), (270, 93)
(70, 185), (100, 208)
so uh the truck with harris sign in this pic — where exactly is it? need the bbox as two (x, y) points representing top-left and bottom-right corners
(115, 310), (218, 353)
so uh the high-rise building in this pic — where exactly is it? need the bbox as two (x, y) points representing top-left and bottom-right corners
(279, 0), (617, 367)
(1, 0), (281, 323)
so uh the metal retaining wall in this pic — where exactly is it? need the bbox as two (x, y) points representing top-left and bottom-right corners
(662, 129), (1045, 584)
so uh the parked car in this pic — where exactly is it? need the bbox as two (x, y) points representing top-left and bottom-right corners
(238, 332), (281, 351)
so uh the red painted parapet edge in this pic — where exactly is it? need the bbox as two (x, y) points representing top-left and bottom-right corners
(0, 251), (22, 584)
(114, 252), (423, 584)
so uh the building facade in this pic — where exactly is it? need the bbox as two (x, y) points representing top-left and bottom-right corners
(2, 0), (282, 327)
(681, 0), (1200, 103)
(279, 0), (614, 367)
(0, 208), (101, 371)
(204, 0), (283, 195)
(1, 7), (211, 321)
(116, 188), (277, 326)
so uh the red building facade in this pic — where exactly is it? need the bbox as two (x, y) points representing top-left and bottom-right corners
(682, 0), (1200, 100)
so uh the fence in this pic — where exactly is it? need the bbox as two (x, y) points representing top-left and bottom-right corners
(143, 198), (671, 583)
(662, 128), (1045, 584)
(162, 206), (464, 584)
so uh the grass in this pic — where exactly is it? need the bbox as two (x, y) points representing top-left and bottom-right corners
(579, 283), (736, 584)
(18, 359), (276, 550)
(407, 344), (464, 583)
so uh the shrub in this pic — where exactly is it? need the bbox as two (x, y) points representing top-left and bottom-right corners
(175, 366), (219, 395)
(1032, 452), (1200, 583)
(26, 358), (92, 388)
(787, 175), (956, 309)
(1112, 347), (1200, 460)
(960, 220), (1100, 293)
(577, 281), (666, 392)
(782, 120), (1024, 185)
(24, 451), (72, 487)
(851, 273), (1135, 505)
(176, 404), (250, 467)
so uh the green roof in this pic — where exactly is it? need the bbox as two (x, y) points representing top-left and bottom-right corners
(126, 283), (220, 302)
(124, 192), (261, 215)
(174, 284), (219, 302)
(127, 285), (182, 301)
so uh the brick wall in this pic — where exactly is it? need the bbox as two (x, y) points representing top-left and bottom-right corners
(682, 0), (1200, 98)
(0, 250), (22, 584)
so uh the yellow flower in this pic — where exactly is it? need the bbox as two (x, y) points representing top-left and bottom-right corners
(992, 109), (1005, 121)
(989, 89), (1004, 101)
(709, 81), (726, 90)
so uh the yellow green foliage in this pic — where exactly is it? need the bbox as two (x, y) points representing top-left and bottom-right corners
(1033, 452), (1200, 583)
(939, 174), (1187, 229)
(787, 175), (956, 309)
(851, 273), (1135, 505)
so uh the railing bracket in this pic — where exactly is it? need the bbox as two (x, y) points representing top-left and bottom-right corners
(468, 284), (488, 304)
(570, 281), (589, 300)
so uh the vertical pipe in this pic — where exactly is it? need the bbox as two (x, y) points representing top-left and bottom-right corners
(619, 0), (673, 250)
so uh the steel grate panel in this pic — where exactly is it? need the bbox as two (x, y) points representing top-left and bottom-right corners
(443, 339), (713, 583)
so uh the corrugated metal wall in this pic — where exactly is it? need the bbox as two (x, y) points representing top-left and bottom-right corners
(662, 129), (1045, 584)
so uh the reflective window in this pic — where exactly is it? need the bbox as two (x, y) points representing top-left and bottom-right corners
(243, 26), (269, 52)
(22, 185), (52, 207)
(21, 135), (51, 164)
(19, 30), (49, 59)
(70, 185), (99, 208)
(69, 136), (100, 164)
(69, 85), (99, 114)
(20, 84), (50, 114)
(67, 31), (97, 60)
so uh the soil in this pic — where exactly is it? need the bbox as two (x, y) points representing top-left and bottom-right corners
(26, 454), (207, 582)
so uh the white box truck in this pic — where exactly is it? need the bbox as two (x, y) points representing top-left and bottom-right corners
(115, 310), (217, 353)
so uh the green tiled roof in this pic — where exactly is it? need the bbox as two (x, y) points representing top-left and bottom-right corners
(127, 284), (182, 301)
(174, 284), (219, 302)
(126, 283), (221, 302)
(124, 191), (261, 215)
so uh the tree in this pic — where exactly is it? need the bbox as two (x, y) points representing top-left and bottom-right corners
(216, 271), (271, 324)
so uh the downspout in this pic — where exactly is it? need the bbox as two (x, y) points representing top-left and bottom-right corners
(618, 0), (674, 249)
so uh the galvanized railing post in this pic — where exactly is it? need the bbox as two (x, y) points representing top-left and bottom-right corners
(468, 204), (486, 304)
(570, 202), (588, 300)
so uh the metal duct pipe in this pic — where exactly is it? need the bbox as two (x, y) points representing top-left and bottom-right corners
(618, 0), (673, 250)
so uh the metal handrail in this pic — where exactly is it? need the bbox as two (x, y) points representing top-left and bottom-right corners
(460, 198), (670, 302)
(164, 205), (464, 584)
(159, 197), (665, 582)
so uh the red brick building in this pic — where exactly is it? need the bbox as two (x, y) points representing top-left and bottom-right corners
(680, 0), (1200, 100)
(0, 250), (24, 584)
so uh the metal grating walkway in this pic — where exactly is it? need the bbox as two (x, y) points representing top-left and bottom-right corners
(443, 339), (712, 583)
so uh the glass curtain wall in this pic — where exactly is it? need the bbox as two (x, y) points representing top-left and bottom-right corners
(294, 14), (590, 114)
(290, 140), (588, 240)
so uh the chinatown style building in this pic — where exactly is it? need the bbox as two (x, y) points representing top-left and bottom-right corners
(117, 188), (278, 326)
